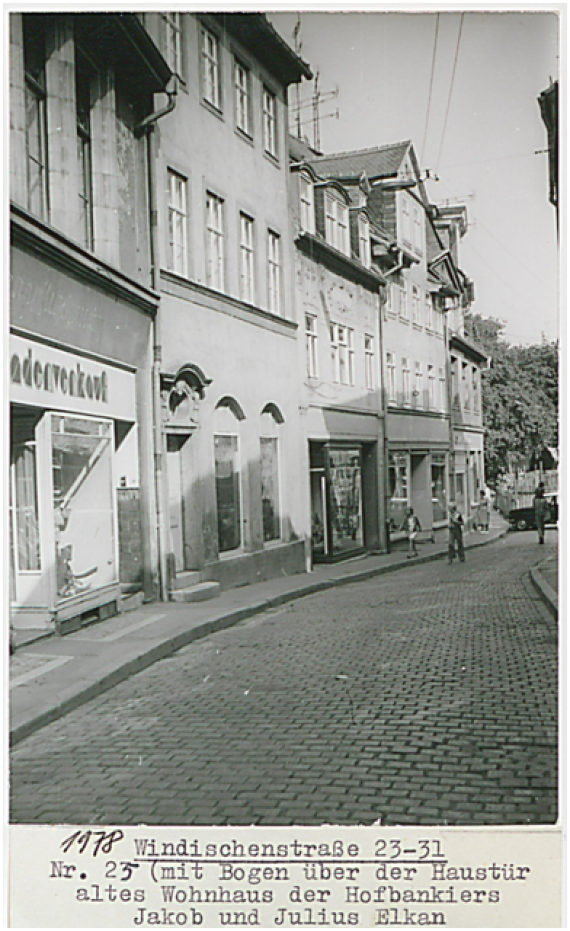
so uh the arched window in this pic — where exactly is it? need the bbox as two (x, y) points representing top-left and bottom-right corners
(213, 398), (244, 553)
(299, 171), (315, 235)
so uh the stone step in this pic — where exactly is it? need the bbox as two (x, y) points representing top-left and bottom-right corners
(120, 591), (144, 613)
(169, 581), (221, 604)
(170, 570), (201, 591)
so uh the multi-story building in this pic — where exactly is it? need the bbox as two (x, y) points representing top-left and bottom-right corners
(430, 206), (488, 527)
(289, 137), (386, 562)
(307, 142), (453, 537)
(9, 13), (172, 631)
(140, 13), (312, 594)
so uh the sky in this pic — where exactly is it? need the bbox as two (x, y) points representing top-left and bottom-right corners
(269, 9), (560, 346)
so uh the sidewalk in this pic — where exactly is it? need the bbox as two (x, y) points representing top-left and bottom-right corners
(9, 515), (517, 745)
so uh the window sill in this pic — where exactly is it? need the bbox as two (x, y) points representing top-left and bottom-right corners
(413, 322), (423, 331)
(235, 126), (254, 147)
(263, 149), (281, 169)
(201, 97), (224, 122)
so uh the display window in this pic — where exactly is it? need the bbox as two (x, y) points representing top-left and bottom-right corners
(388, 451), (409, 532)
(260, 436), (280, 542)
(327, 447), (363, 555)
(51, 414), (117, 602)
(431, 455), (447, 523)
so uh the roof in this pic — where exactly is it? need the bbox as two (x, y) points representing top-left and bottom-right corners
(306, 140), (412, 182)
(289, 134), (321, 164)
(219, 14), (312, 86)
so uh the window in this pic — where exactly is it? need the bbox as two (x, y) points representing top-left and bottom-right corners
(267, 230), (281, 314)
(402, 196), (411, 244)
(413, 205), (423, 253)
(325, 192), (349, 255)
(451, 356), (460, 409)
(206, 191), (224, 290)
(167, 169), (188, 276)
(462, 361), (470, 409)
(386, 352), (397, 404)
(364, 335), (374, 389)
(414, 361), (423, 407)
(402, 357), (411, 405)
(439, 366), (446, 411)
(431, 455), (447, 523)
(161, 13), (183, 76)
(388, 451), (409, 531)
(75, 48), (95, 250)
(359, 215), (371, 268)
(299, 173), (315, 234)
(214, 435), (241, 552)
(473, 366), (480, 412)
(330, 323), (354, 385)
(428, 364), (436, 409)
(262, 86), (277, 157)
(305, 315), (318, 378)
(425, 292), (434, 330)
(12, 438), (40, 572)
(202, 26), (220, 110)
(234, 60), (251, 136)
(399, 280), (408, 320)
(239, 213), (255, 303)
(51, 415), (116, 599)
(260, 433), (280, 542)
(23, 17), (48, 220)
(412, 285), (421, 325)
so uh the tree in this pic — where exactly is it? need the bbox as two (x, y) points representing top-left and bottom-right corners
(464, 313), (558, 484)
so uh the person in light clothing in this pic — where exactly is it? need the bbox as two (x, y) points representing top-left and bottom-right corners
(401, 507), (421, 559)
(478, 489), (490, 532)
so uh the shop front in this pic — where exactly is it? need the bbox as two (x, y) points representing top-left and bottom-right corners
(387, 448), (449, 534)
(9, 332), (137, 631)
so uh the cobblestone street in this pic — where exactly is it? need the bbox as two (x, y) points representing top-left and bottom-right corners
(10, 532), (557, 827)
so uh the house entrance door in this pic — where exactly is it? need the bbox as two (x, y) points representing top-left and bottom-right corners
(166, 438), (184, 573)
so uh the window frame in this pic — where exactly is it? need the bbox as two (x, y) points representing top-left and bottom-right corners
(167, 168), (189, 277)
(412, 284), (421, 326)
(364, 334), (374, 390)
(201, 25), (221, 112)
(399, 280), (409, 321)
(234, 57), (252, 138)
(260, 430), (281, 544)
(439, 366), (446, 412)
(262, 85), (278, 159)
(330, 323), (355, 386)
(414, 361), (423, 408)
(214, 432), (242, 554)
(425, 292), (434, 330)
(161, 12), (184, 79)
(428, 364), (436, 409)
(359, 214), (371, 268)
(386, 351), (397, 404)
(325, 190), (350, 256)
(401, 356), (411, 406)
(23, 25), (49, 222)
(305, 314), (318, 378)
(267, 229), (281, 315)
(205, 190), (225, 291)
(239, 211), (255, 304)
(75, 46), (96, 252)
(299, 172), (315, 235)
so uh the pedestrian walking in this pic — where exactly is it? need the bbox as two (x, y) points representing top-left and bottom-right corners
(401, 507), (421, 559)
(478, 489), (490, 532)
(533, 482), (548, 545)
(448, 503), (465, 563)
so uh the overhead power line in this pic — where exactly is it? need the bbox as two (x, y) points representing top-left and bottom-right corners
(435, 13), (464, 174)
(421, 13), (440, 165)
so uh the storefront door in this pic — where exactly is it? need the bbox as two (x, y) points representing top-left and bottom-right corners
(166, 441), (185, 572)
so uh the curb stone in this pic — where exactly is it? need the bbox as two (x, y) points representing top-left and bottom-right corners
(529, 565), (558, 618)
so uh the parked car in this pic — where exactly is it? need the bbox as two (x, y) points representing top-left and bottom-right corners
(508, 493), (558, 531)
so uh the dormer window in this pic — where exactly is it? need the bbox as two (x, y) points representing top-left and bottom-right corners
(358, 214), (371, 268)
(325, 190), (349, 256)
(299, 172), (315, 235)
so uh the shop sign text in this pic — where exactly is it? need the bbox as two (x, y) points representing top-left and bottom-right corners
(11, 348), (108, 403)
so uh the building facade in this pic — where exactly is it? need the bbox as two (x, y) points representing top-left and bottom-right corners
(306, 143), (453, 537)
(141, 13), (312, 593)
(9, 13), (172, 631)
(290, 147), (386, 562)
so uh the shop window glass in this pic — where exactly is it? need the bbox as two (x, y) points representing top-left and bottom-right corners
(260, 436), (280, 542)
(327, 448), (363, 554)
(51, 415), (115, 601)
(431, 456), (447, 523)
(13, 441), (41, 571)
(214, 434), (240, 552)
(388, 452), (409, 532)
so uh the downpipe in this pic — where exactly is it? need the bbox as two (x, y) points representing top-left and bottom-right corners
(139, 80), (178, 602)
